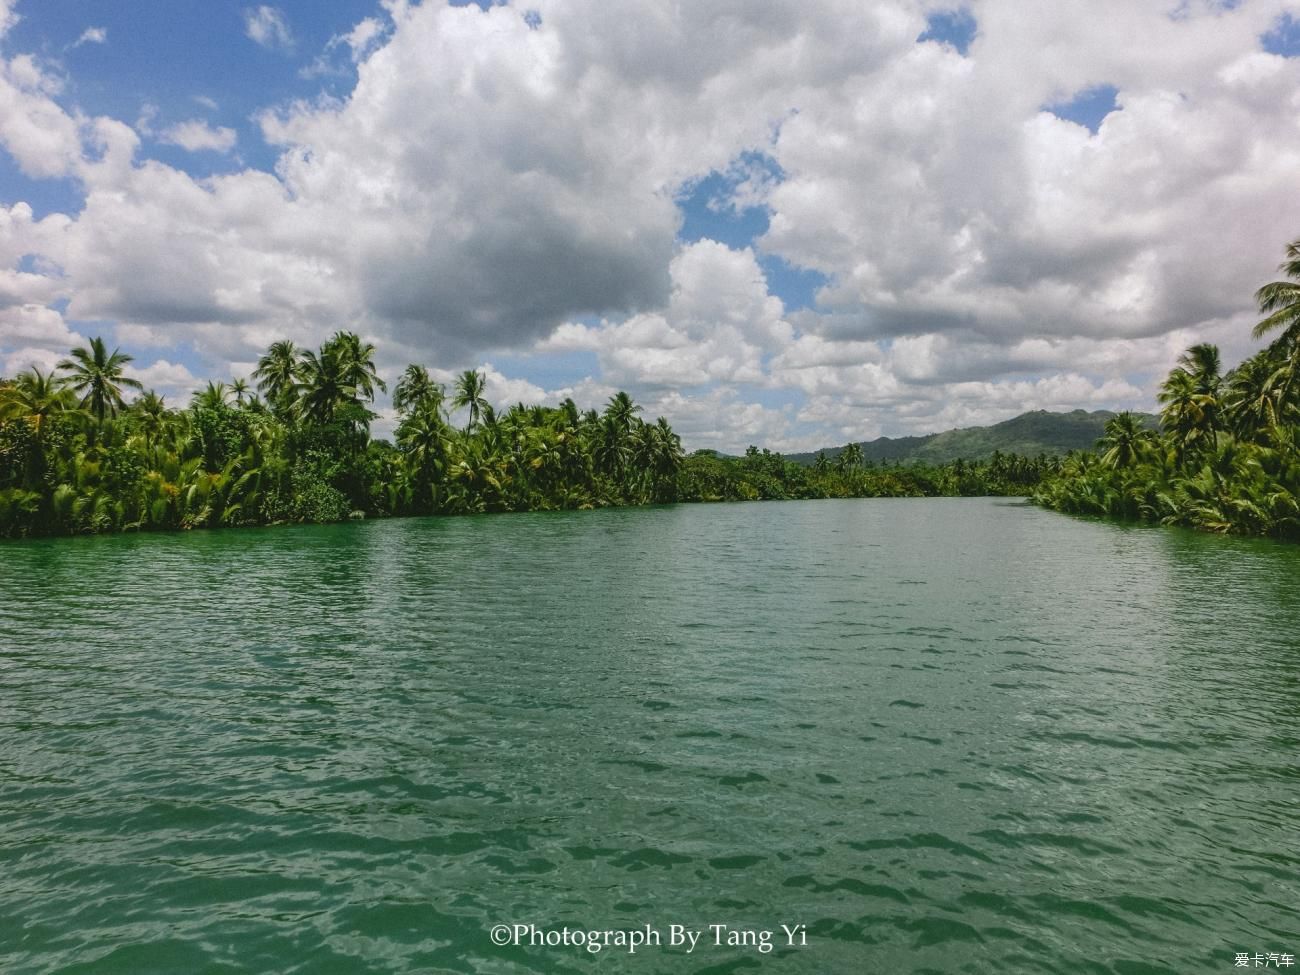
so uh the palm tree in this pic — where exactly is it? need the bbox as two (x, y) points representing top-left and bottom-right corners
(1226, 349), (1282, 439)
(836, 442), (864, 472)
(326, 331), (386, 402)
(648, 416), (683, 500)
(230, 377), (251, 406)
(0, 367), (75, 438)
(1250, 240), (1300, 412)
(603, 391), (641, 433)
(1180, 343), (1223, 398)
(452, 369), (489, 431)
(130, 390), (170, 455)
(393, 364), (442, 416)
(1252, 238), (1300, 343)
(396, 399), (453, 501)
(559, 397), (580, 429)
(1098, 412), (1152, 469)
(1159, 353), (1221, 466)
(192, 381), (232, 411)
(57, 337), (143, 424)
(594, 413), (631, 481)
(593, 392), (642, 489)
(253, 340), (300, 417)
(295, 347), (352, 425)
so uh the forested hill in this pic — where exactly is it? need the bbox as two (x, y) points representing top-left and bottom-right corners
(789, 409), (1159, 465)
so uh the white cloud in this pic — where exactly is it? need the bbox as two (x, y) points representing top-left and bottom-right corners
(0, 303), (79, 355)
(341, 17), (385, 61)
(0, 301), (89, 379)
(160, 119), (237, 154)
(539, 240), (789, 390)
(243, 6), (293, 52)
(300, 16), (389, 78)
(71, 26), (107, 48)
(4, 0), (1300, 450)
(0, 55), (81, 178)
(130, 358), (200, 399)
(0, 1), (19, 40)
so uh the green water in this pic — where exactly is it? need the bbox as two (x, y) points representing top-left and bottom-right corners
(1, 498), (1298, 974)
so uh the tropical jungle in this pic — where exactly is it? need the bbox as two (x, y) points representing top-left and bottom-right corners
(1032, 239), (1300, 540)
(2, 239), (1299, 541)
(0, 331), (1041, 539)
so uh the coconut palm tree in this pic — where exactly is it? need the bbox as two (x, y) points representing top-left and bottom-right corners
(230, 377), (251, 406)
(130, 390), (170, 454)
(1180, 343), (1223, 399)
(326, 331), (386, 402)
(253, 340), (301, 417)
(603, 391), (641, 433)
(397, 400), (452, 477)
(1253, 238), (1300, 343)
(836, 442), (864, 472)
(192, 381), (232, 411)
(1157, 344), (1224, 466)
(294, 346), (352, 426)
(57, 337), (143, 425)
(1098, 412), (1153, 469)
(559, 397), (580, 429)
(1226, 349), (1283, 439)
(393, 364), (443, 416)
(648, 416), (683, 500)
(452, 369), (489, 431)
(0, 367), (75, 438)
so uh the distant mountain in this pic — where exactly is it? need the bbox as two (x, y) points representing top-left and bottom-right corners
(788, 409), (1159, 465)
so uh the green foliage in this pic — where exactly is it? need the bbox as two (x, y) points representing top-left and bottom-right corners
(189, 403), (253, 472)
(0, 329), (1057, 540)
(11, 237), (1300, 549)
(289, 450), (350, 524)
(1034, 237), (1300, 541)
(677, 446), (1051, 503)
(1, 332), (689, 537)
(0, 418), (40, 490)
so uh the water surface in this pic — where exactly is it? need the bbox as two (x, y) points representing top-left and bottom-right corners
(2, 498), (1298, 973)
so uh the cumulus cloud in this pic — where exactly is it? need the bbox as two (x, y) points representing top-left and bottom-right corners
(243, 6), (293, 52)
(4, 0), (1300, 449)
(0, 55), (81, 179)
(762, 0), (1300, 353)
(160, 118), (237, 153)
(540, 240), (789, 389)
(130, 358), (200, 400)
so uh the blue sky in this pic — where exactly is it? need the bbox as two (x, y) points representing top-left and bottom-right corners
(2, 0), (1299, 450)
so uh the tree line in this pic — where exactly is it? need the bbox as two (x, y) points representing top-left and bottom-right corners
(1033, 238), (1300, 540)
(0, 332), (690, 537)
(0, 330), (1052, 539)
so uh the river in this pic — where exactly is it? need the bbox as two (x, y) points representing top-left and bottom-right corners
(1, 498), (1297, 972)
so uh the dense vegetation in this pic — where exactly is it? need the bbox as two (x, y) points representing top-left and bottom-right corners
(8, 240), (1298, 542)
(1034, 239), (1300, 541)
(789, 409), (1158, 466)
(680, 444), (1050, 502)
(0, 333), (680, 537)
(0, 333), (1050, 539)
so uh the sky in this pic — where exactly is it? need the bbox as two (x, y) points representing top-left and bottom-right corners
(2, 0), (1300, 452)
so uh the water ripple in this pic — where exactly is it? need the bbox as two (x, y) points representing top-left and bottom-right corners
(1, 499), (1299, 973)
